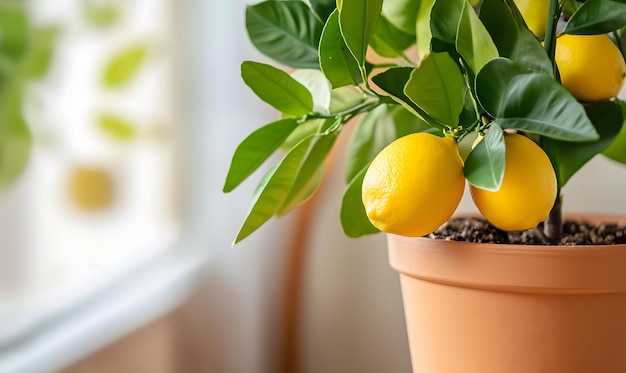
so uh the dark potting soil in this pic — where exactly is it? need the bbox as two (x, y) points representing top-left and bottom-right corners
(428, 217), (626, 245)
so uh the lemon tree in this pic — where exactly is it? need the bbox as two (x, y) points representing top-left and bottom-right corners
(225, 0), (626, 244)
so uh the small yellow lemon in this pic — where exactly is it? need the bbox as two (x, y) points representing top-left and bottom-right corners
(471, 133), (557, 231)
(68, 165), (115, 211)
(514, 0), (550, 37)
(556, 34), (626, 102)
(362, 133), (465, 237)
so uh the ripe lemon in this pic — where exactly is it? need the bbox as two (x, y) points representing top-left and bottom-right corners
(471, 133), (557, 231)
(362, 133), (465, 237)
(68, 165), (115, 211)
(514, 0), (550, 37)
(555, 34), (626, 102)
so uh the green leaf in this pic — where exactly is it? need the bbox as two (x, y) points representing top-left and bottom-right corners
(319, 10), (361, 88)
(564, 0), (626, 35)
(455, 0), (499, 73)
(224, 118), (300, 193)
(543, 100), (623, 186)
(603, 99), (626, 163)
(416, 0), (437, 59)
(338, 0), (383, 78)
(246, 1), (323, 69)
(475, 58), (598, 141)
(464, 122), (505, 191)
(19, 26), (58, 79)
(96, 113), (138, 142)
(291, 69), (331, 114)
(381, 0), (420, 35)
(372, 67), (445, 129)
(404, 52), (465, 127)
(345, 104), (431, 182)
(102, 44), (149, 88)
(370, 14), (415, 58)
(0, 1), (28, 60)
(480, 0), (553, 74)
(276, 132), (338, 215)
(83, 0), (120, 28)
(341, 166), (380, 237)
(0, 82), (31, 187)
(235, 132), (330, 243)
(310, 0), (336, 21)
(430, 0), (464, 45)
(241, 61), (313, 117)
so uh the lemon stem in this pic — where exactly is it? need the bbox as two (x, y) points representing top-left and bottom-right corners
(543, 0), (561, 79)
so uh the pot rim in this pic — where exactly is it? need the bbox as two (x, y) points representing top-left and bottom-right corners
(388, 214), (626, 294)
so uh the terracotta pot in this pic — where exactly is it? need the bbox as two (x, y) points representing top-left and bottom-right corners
(388, 215), (626, 373)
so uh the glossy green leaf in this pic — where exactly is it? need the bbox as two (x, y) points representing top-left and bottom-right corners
(276, 132), (338, 215)
(602, 99), (626, 163)
(404, 52), (465, 127)
(372, 67), (445, 129)
(319, 10), (361, 88)
(224, 118), (300, 193)
(480, 0), (552, 74)
(464, 122), (505, 191)
(475, 58), (598, 141)
(430, 0), (463, 45)
(291, 69), (331, 114)
(338, 0), (383, 76)
(96, 113), (138, 141)
(102, 44), (149, 88)
(564, 0), (626, 35)
(416, 0), (437, 59)
(241, 61), (313, 117)
(341, 166), (380, 237)
(456, 0), (499, 73)
(370, 14), (415, 58)
(543, 100), (623, 186)
(246, 1), (323, 69)
(310, 0), (336, 21)
(381, 0), (420, 35)
(235, 132), (333, 243)
(0, 82), (31, 187)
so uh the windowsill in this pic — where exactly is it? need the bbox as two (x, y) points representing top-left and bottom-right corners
(0, 238), (206, 373)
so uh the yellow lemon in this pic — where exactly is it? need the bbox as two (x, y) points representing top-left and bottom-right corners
(471, 133), (557, 231)
(514, 0), (550, 37)
(556, 34), (626, 102)
(68, 165), (115, 211)
(362, 133), (465, 237)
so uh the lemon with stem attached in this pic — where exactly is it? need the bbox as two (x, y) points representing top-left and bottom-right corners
(471, 133), (557, 231)
(362, 133), (465, 237)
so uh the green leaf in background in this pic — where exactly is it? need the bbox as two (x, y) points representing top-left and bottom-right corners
(224, 118), (300, 193)
(370, 14), (415, 58)
(480, 0), (552, 74)
(372, 67), (445, 129)
(102, 44), (149, 88)
(246, 1), (323, 69)
(543, 100), (623, 186)
(345, 104), (431, 183)
(338, 0), (383, 79)
(19, 27), (59, 79)
(476, 58), (598, 141)
(404, 52), (465, 127)
(235, 132), (330, 243)
(341, 166), (380, 237)
(381, 0), (420, 35)
(241, 61), (313, 117)
(603, 99), (626, 164)
(310, 0), (336, 21)
(0, 1), (28, 60)
(319, 10), (362, 88)
(0, 82), (31, 187)
(276, 132), (338, 215)
(564, 0), (626, 35)
(83, 0), (120, 28)
(291, 69), (331, 114)
(96, 112), (138, 142)
(455, 0), (499, 73)
(464, 122), (505, 191)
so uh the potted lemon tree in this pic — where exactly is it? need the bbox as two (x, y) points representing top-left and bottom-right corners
(224, 0), (626, 371)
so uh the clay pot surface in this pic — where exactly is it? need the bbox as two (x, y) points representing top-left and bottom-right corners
(388, 215), (626, 373)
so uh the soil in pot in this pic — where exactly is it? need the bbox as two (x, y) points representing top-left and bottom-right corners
(429, 216), (626, 245)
